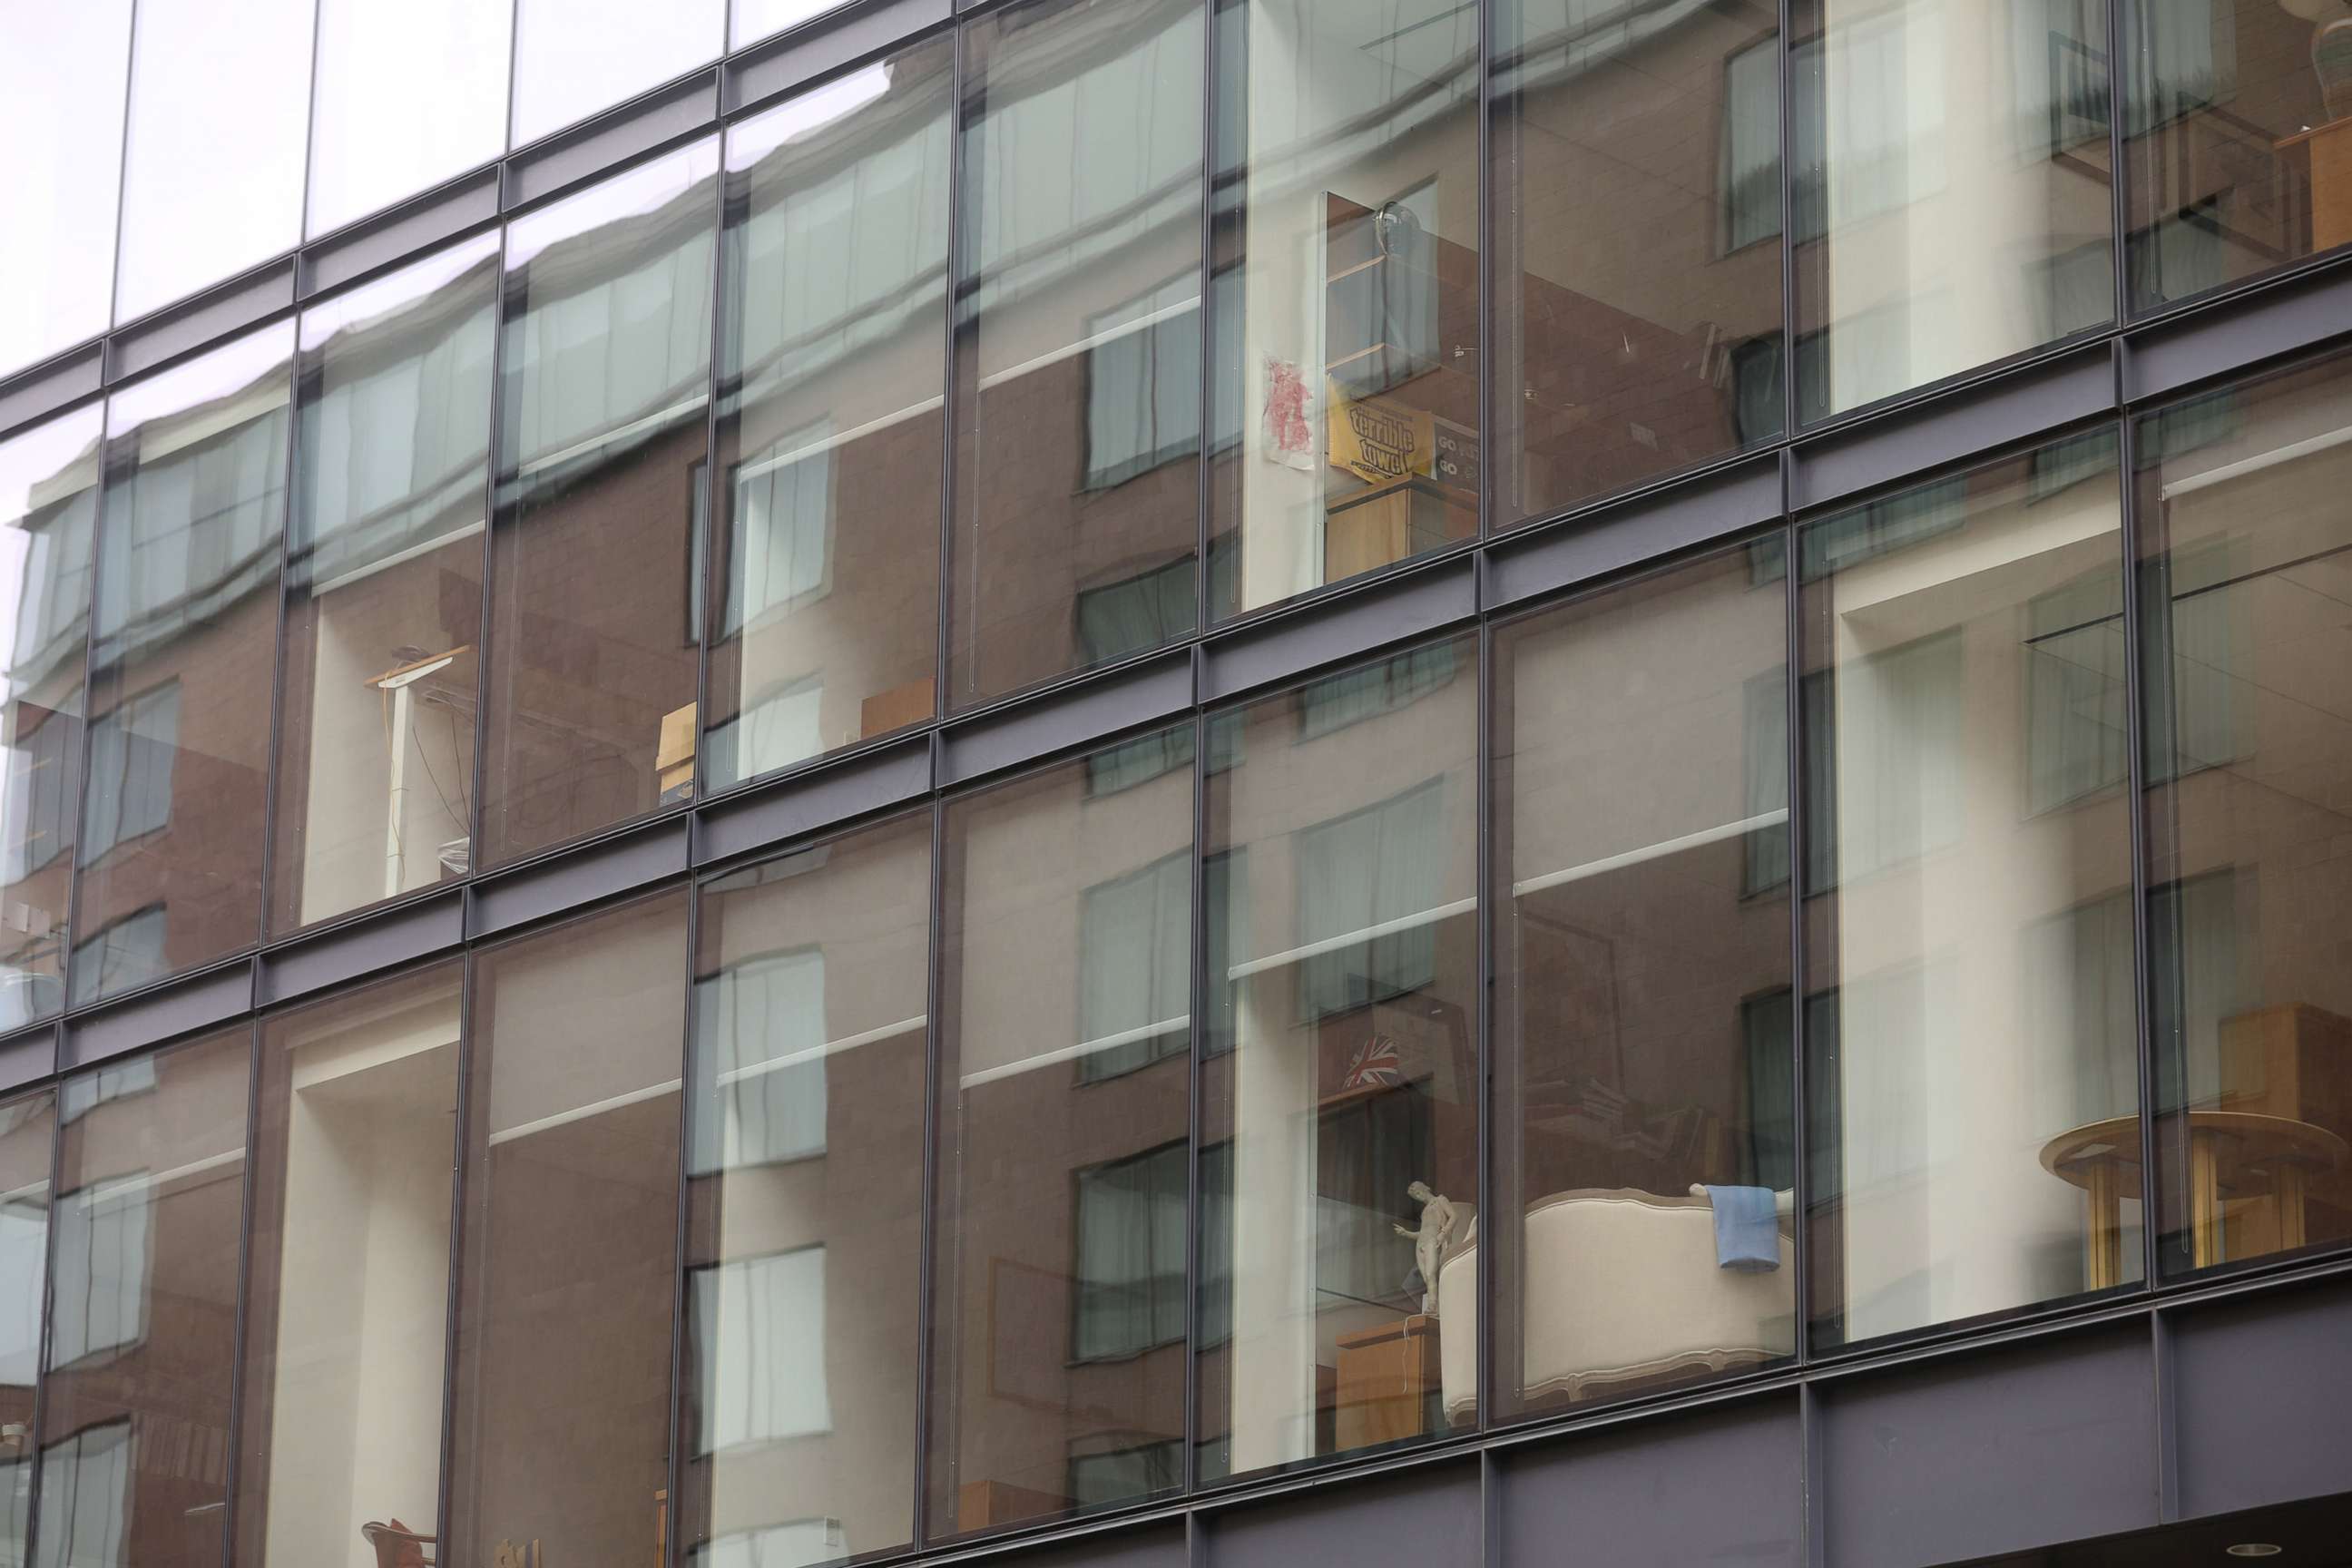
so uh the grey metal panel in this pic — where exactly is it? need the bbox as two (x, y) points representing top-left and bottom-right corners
(1200, 554), (1478, 702)
(938, 651), (1191, 785)
(503, 72), (722, 210)
(0, 348), (103, 443)
(467, 817), (691, 936)
(729, 0), (953, 112)
(952, 1522), (1187, 1568)
(1207, 1461), (1479, 1568)
(2169, 1277), (2352, 1520)
(0, 1025), (55, 1094)
(1497, 1399), (1802, 1568)
(302, 171), (502, 298)
(65, 961), (256, 1066)
(2125, 265), (2352, 403)
(694, 734), (933, 867)
(111, 261), (299, 381)
(256, 890), (466, 1006)
(1788, 343), (2116, 513)
(1818, 1327), (2159, 1568)
(1485, 455), (1782, 613)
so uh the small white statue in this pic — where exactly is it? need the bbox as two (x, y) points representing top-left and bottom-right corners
(1393, 1179), (1457, 1316)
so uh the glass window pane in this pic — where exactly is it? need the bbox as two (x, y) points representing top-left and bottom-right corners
(705, 38), (952, 790)
(41, 1028), (250, 1568)
(1494, 2), (1785, 524)
(511, 0), (727, 148)
(273, 237), (498, 935)
(682, 814), (931, 1566)
(0, 1091), (54, 1564)
(113, 0), (313, 323)
(307, 0), (514, 238)
(448, 891), (687, 1565)
(484, 142), (718, 868)
(0, 411), (100, 1028)
(2121, 2), (2346, 312)
(0, 0), (132, 377)
(1800, 434), (2137, 1350)
(930, 732), (1193, 1537)
(1198, 635), (1478, 1479)
(232, 965), (462, 1568)
(948, 0), (1205, 710)
(2136, 354), (2352, 1279)
(1789, 0), (2115, 423)
(1209, 0), (1478, 619)
(1493, 544), (1795, 1420)
(733, 0), (851, 49)
(76, 328), (291, 1005)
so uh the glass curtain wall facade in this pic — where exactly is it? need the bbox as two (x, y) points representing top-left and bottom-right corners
(1, 0), (2351, 1564)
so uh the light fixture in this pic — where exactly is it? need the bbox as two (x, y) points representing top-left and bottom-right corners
(2225, 1545), (2283, 1559)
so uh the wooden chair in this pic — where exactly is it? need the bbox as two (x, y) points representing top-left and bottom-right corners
(360, 1520), (436, 1568)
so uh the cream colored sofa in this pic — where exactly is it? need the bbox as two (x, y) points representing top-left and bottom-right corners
(1433, 1188), (1794, 1421)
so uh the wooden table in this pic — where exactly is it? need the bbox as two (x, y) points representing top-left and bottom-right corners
(2041, 1112), (2349, 1282)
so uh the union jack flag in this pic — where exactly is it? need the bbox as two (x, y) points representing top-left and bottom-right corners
(1339, 1034), (1405, 1091)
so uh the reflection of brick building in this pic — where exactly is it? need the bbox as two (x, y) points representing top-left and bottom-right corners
(74, 341), (288, 1004)
(0, 415), (102, 1025)
(42, 1032), (246, 1568)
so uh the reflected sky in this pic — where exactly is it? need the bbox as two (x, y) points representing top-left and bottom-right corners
(113, 0), (312, 322)
(512, 0), (726, 146)
(308, 0), (514, 238)
(0, 0), (132, 377)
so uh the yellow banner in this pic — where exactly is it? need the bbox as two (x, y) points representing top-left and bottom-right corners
(1327, 382), (1435, 486)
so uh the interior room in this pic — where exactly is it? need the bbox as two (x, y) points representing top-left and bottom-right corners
(1805, 436), (2142, 1345)
(1491, 542), (1798, 1419)
(240, 971), (460, 1568)
(1218, 0), (1480, 618)
(1202, 642), (1480, 1479)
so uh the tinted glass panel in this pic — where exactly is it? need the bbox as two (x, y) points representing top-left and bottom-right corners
(40, 1027), (250, 1568)
(930, 732), (1193, 1537)
(1493, 544), (1795, 1420)
(948, 0), (1205, 709)
(1210, 0), (1478, 618)
(233, 966), (462, 1568)
(448, 891), (687, 1566)
(307, 0), (514, 237)
(2136, 356), (2352, 1279)
(484, 142), (718, 868)
(1789, 0), (2115, 423)
(0, 0), (131, 376)
(683, 815), (931, 1566)
(0, 1092), (54, 1565)
(113, 0), (312, 322)
(1801, 434), (2138, 1348)
(76, 328), (291, 1004)
(511, 0), (727, 147)
(1494, 0), (1785, 523)
(0, 411), (99, 1027)
(2122, 2), (2347, 312)
(733, 0), (853, 49)
(1199, 636), (1478, 1478)
(705, 40), (952, 789)
(274, 239), (497, 934)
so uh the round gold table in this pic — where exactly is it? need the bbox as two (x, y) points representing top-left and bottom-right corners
(2040, 1111), (2349, 1284)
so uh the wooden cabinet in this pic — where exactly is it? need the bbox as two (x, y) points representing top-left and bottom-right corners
(1332, 1315), (1442, 1452)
